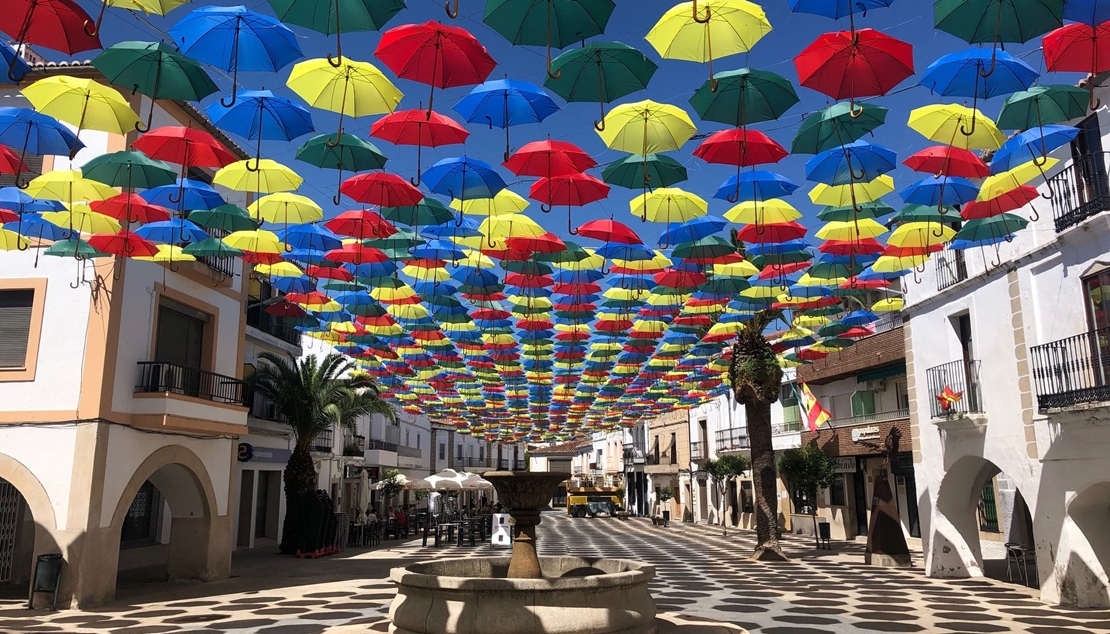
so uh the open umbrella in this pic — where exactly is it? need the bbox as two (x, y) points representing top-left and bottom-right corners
(602, 153), (688, 190)
(504, 140), (596, 178)
(793, 28), (914, 113)
(903, 145), (989, 178)
(907, 103), (1006, 150)
(544, 42), (657, 130)
(996, 84), (1088, 132)
(371, 109), (469, 186)
(791, 101), (887, 154)
(92, 41), (219, 132)
(483, 0), (616, 79)
(22, 75), (140, 158)
(423, 157), (507, 208)
(214, 159), (303, 194)
(1043, 21), (1110, 109)
(453, 80), (560, 160)
(207, 89), (314, 171)
(81, 150), (178, 192)
(529, 173), (609, 234)
(1, 0), (100, 81)
(169, 6), (303, 107)
(268, 0), (405, 63)
(341, 173), (424, 207)
(935, 0), (1062, 79)
(297, 133), (388, 204)
(689, 67), (797, 129)
(805, 140), (897, 187)
(287, 57), (402, 148)
(0, 43), (31, 85)
(716, 170), (798, 203)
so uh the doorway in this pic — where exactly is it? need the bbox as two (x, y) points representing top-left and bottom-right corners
(853, 470), (869, 536)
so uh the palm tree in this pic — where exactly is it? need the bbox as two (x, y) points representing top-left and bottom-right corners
(248, 351), (395, 553)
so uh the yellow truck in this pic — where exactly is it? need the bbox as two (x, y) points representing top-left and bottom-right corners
(566, 486), (622, 518)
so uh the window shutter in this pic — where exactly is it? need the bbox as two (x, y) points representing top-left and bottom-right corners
(0, 290), (34, 369)
(851, 390), (876, 417)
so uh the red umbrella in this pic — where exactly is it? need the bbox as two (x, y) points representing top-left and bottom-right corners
(325, 209), (397, 239)
(819, 238), (885, 255)
(0, 209), (17, 223)
(265, 300), (308, 318)
(340, 173), (424, 206)
(90, 194), (171, 223)
(370, 109), (469, 185)
(961, 185), (1039, 219)
(306, 264), (355, 281)
(505, 232), (566, 253)
(505, 272), (553, 288)
(654, 269), (706, 288)
(324, 243), (389, 264)
(88, 230), (159, 258)
(0, 145), (28, 175)
(692, 129), (788, 167)
(577, 219), (642, 244)
(840, 277), (891, 290)
(133, 127), (236, 168)
(1043, 22), (1110, 109)
(903, 145), (989, 179)
(883, 244), (943, 257)
(553, 282), (601, 295)
(757, 260), (811, 279)
(529, 173), (610, 234)
(793, 28), (914, 111)
(1, 0), (100, 80)
(374, 21), (496, 115)
(504, 140), (596, 178)
(737, 221), (807, 243)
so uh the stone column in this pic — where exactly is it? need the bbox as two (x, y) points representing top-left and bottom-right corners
(506, 508), (543, 578)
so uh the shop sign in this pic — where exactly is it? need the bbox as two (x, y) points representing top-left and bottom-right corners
(850, 426), (881, 442)
(834, 457), (856, 473)
(238, 443), (292, 464)
(344, 465), (363, 479)
(491, 513), (511, 548)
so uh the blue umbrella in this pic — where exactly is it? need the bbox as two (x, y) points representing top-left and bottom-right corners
(594, 243), (655, 261)
(899, 175), (979, 207)
(552, 269), (603, 284)
(135, 219), (210, 244)
(842, 310), (879, 326)
(143, 179), (225, 212)
(747, 239), (811, 256)
(0, 108), (83, 179)
(421, 216), (482, 240)
(280, 224), (343, 252)
(350, 261), (398, 279)
(5, 215), (71, 242)
(659, 215), (727, 246)
(411, 239), (466, 261)
(168, 6), (303, 107)
(272, 276), (317, 294)
(0, 187), (64, 213)
(422, 156), (507, 202)
(0, 43), (30, 84)
(788, 0), (895, 20)
(206, 90), (314, 167)
(1063, 0), (1110, 24)
(920, 49), (1038, 100)
(805, 140), (898, 186)
(989, 125), (1080, 174)
(715, 170), (799, 202)
(453, 79), (560, 160)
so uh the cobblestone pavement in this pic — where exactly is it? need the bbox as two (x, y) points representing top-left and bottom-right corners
(2, 512), (1109, 633)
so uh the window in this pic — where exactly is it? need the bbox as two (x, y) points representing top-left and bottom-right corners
(740, 480), (754, 513)
(155, 297), (209, 370)
(0, 289), (34, 369)
(439, 443), (445, 460)
(1084, 269), (1110, 331)
(895, 381), (910, 410)
(669, 433), (677, 464)
(830, 474), (847, 506)
(456, 445), (463, 460)
(479, 446), (484, 461)
(416, 433), (421, 449)
(405, 429), (410, 446)
(851, 391), (876, 417)
(121, 481), (162, 546)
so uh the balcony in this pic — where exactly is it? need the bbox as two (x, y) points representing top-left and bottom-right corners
(342, 433), (365, 457)
(246, 304), (301, 346)
(622, 440), (647, 465)
(936, 247), (968, 291)
(497, 458), (510, 470)
(397, 445), (421, 458)
(926, 359), (984, 418)
(771, 420), (803, 435)
(198, 227), (237, 280)
(1031, 327), (1110, 409)
(715, 427), (750, 453)
(366, 438), (398, 452)
(135, 361), (246, 405)
(646, 443), (661, 465)
(247, 391), (284, 422)
(829, 408), (910, 427)
(312, 428), (334, 453)
(1047, 151), (1110, 233)
(690, 441), (705, 461)
(461, 457), (489, 469)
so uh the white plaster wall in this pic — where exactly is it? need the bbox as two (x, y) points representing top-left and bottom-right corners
(0, 424), (78, 529)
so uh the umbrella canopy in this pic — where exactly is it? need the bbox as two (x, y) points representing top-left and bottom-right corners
(454, 79), (560, 159)
(1, 0), (101, 65)
(794, 28), (914, 102)
(375, 20), (496, 112)
(596, 99), (697, 154)
(602, 153), (688, 189)
(22, 76), (141, 146)
(545, 41), (658, 127)
(646, 0), (773, 86)
(791, 101), (887, 154)
(267, 0), (405, 61)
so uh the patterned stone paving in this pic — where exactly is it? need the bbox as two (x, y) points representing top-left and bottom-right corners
(1, 513), (1108, 633)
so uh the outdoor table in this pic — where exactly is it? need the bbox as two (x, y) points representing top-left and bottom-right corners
(434, 522), (459, 547)
(348, 523), (364, 547)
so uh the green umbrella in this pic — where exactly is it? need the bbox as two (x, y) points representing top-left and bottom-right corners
(689, 68), (798, 128)
(269, 0), (405, 62)
(602, 153), (687, 189)
(535, 240), (592, 264)
(953, 214), (1030, 243)
(700, 275), (751, 294)
(503, 260), (554, 275)
(996, 84), (1088, 130)
(182, 238), (245, 258)
(817, 201), (896, 222)
(792, 102), (887, 154)
(890, 203), (956, 225)
(296, 133), (388, 204)
(934, 0), (1063, 77)
(748, 250), (812, 268)
(544, 42), (657, 130)
(671, 236), (735, 261)
(484, 0), (616, 79)
(81, 151), (178, 190)
(380, 198), (454, 227)
(187, 204), (258, 233)
(819, 337), (856, 349)
(44, 238), (109, 259)
(92, 41), (219, 132)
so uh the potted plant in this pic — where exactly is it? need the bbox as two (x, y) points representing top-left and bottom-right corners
(657, 487), (674, 527)
(778, 442), (837, 548)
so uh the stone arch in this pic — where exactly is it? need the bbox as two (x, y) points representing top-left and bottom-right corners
(109, 445), (218, 529)
(0, 452), (56, 531)
(1061, 481), (1110, 607)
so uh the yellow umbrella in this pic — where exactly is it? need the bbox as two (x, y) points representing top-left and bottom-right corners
(887, 222), (955, 248)
(631, 187), (707, 223)
(479, 214), (547, 242)
(794, 315), (830, 328)
(725, 199), (801, 224)
(255, 261), (303, 277)
(645, 0), (772, 87)
(23, 76), (140, 143)
(977, 158), (1059, 201)
(815, 218), (888, 241)
(0, 228), (29, 251)
(808, 175), (894, 207)
(872, 254), (931, 273)
(388, 303), (429, 319)
(452, 190), (528, 216)
(223, 229), (286, 254)
(907, 104), (1006, 151)
(133, 244), (195, 262)
(287, 57), (402, 139)
(872, 297), (904, 312)
(403, 264), (450, 281)
(25, 171), (117, 204)
(713, 260), (759, 277)
(43, 206), (121, 234)
(214, 160), (303, 193)
(248, 193), (323, 225)
(596, 100), (697, 154)
(453, 250), (496, 269)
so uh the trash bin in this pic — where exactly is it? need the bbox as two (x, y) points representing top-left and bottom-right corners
(29, 553), (63, 610)
(817, 522), (831, 549)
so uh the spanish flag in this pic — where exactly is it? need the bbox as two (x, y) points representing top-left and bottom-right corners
(798, 381), (832, 432)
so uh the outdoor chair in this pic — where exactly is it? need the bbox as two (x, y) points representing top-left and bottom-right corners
(1005, 543), (1030, 585)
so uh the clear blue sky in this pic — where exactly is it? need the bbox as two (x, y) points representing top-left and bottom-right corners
(85, 0), (1071, 247)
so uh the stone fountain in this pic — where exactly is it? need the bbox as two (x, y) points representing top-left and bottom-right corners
(388, 471), (658, 634)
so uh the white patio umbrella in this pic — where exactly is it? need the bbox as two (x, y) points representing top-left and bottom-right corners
(373, 473), (432, 491)
(426, 468), (468, 490)
(459, 471), (493, 489)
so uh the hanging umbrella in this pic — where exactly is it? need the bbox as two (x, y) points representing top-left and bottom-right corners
(689, 67), (798, 128)
(962, 185), (1039, 219)
(325, 209), (396, 239)
(374, 20), (496, 115)
(921, 48), (1038, 99)
(453, 80), (560, 160)
(544, 42), (658, 130)
(142, 178), (225, 213)
(1, 0), (100, 81)
(214, 159), (304, 194)
(794, 28), (914, 112)
(631, 187), (707, 225)
(87, 230), (159, 258)
(902, 145), (989, 178)
(791, 101), (887, 154)
(249, 192), (324, 226)
(646, 0), (773, 90)
(188, 204), (258, 232)
(996, 84), (1089, 131)
(805, 140), (897, 186)
(92, 41), (219, 132)
(907, 103), (1006, 150)
(483, 0), (616, 79)
(268, 0), (405, 63)
(602, 153), (688, 189)
(168, 6), (303, 107)
(297, 133), (388, 204)
(808, 175), (894, 207)
(1043, 21), (1110, 109)
(22, 75), (140, 157)
(596, 100), (697, 163)
(935, 0), (1063, 78)
(693, 128), (788, 166)
(287, 57), (402, 150)
(0, 107), (82, 186)
(84, 0), (190, 39)
(133, 127), (236, 173)
(0, 43), (30, 85)
(207, 89), (314, 171)
(81, 150), (178, 192)
(423, 157), (507, 205)
(504, 140), (596, 178)
(529, 173), (609, 234)
(371, 109), (469, 186)
(989, 125), (1079, 174)
(899, 175), (979, 207)
(341, 173), (424, 207)
(577, 219), (643, 244)
(817, 201), (895, 221)
(24, 171), (117, 205)
(725, 199), (802, 225)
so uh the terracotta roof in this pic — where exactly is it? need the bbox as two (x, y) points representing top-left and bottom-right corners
(529, 438), (594, 455)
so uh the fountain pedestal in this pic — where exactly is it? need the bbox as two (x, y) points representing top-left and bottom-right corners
(482, 471), (570, 579)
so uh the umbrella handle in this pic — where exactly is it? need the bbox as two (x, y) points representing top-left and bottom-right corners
(5, 55), (26, 83)
(245, 157), (261, 172)
(1028, 205), (1040, 222)
(567, 208), (579, 235)
(959, 115), (977, 137)
(332, 193), (342, 206)
(84, 0), (107, 37)
(1090, 85), (1102, 111)
(726, 188), (739, 203)
(989, 246), (1002, 268)
(446, 0), (459, 18)
(540, 202), (553, 213)
(692, 0), (711, 23)
(328, 8), (344, 68)
(848, 99), (865, 119)
(593, 118), (606, 132)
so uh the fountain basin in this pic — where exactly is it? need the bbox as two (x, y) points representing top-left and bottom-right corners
(389, 556), (657, 634)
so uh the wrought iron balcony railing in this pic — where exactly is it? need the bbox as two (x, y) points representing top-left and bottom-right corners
(715, 427), (750, 453)
(926, 359), (984, 418)
(366, 438), (398, 452)
(312, 428), (334, 453)
(136, 361), (246, 405)
(342, 433), (365, 456)
(1031, 327), (1110, 409)
(397, 445), (422, 458)
(690, 441), (705, 461)
(936, 247), (969, 291)
(828, 408), (910, 427)
(1047, 151), (1110, 233)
